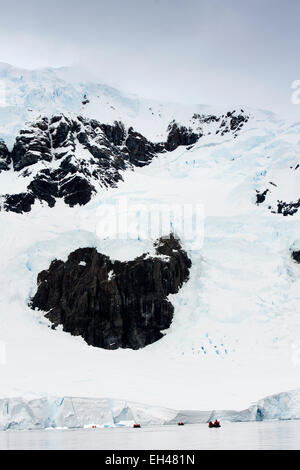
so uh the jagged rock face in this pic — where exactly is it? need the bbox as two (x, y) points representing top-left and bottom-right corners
(165, 110), (249, 151)
(255, 164), (300, 216)
(277, 200), (300, 217)
(125, 127), (164, 166)
(1, 115), (161, 213)
(256, 189), (269, 205)
(256, 185), (300, 216)
(165, 122), (199, 152)
(0, 139), (10, 171)
(4, 192), (36, 214)
(30, 235), (191, 350)
(0, 109), (249, 214)
(252, 151), (300, 218)
(292, 250), (300, 263)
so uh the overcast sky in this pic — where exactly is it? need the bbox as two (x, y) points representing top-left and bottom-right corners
(1, 0), (300, 116)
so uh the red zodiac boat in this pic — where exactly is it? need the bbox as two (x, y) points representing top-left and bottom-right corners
(208, 420), (221, 428)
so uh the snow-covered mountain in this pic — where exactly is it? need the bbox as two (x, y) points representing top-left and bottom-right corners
(0, 62), (249, 213)
(1, 63), (300, 424)
(0, 62), (230, 146)
(0, 111), (248, 213)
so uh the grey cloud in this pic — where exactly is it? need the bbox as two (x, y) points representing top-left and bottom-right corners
(0, 0), (299, 116)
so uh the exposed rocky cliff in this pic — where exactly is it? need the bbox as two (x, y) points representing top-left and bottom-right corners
(1, 115), (163, 213)
(0, 110), (249, 214)
(292, 250), (300, 263)
(255, 163), (300, 216)
(0, 139), (10, 171)
(30, 235), (192, 350)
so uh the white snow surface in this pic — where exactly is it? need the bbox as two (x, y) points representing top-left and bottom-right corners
(0, 62), (227, 147)
(1, 64), (300, 414)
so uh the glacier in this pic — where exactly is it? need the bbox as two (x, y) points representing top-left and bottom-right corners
(1, 390), (300, 431)
(0, 62), (220, 147)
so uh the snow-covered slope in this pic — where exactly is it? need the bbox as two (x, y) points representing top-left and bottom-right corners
(1, 64), (300, 418)
(0, 62), (249, 214)
(0, 62), (232, 146)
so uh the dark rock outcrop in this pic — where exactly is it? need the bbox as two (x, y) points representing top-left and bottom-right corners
(3, 192), (36, 214)
(125, 127), (164, 166)
(0, 139), (10, 171)
(277, 199), (300, 217)
(30, 235), (192, 350)
(165, 122), (199, 152)
(219, 110), (249, 137)
(292, 250), (300, 263)
(12, 118), (52, 171)
(2, 115), (161, 213)
(227, 111), (249, 132)
(0, 110), (250, 214)
(256, 187), (300, 216)
(255, 163), (300, 216)
(165, 110), (249, 152)
(256, 189), (269, 205)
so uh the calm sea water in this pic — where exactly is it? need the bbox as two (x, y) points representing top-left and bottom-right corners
(0, 421), (300, 450)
